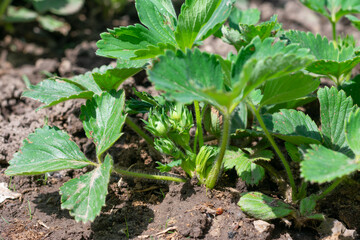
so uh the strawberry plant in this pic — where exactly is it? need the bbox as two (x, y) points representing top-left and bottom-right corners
(5, 0), (237, 223)
(5, 0), (360, 229)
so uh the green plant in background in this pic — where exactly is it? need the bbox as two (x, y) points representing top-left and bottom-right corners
(222, 8), (281, 51)
(0, 0), (84, 34)
(282, 30), (360, 86)
(299, 0), (360, 41)
(4, 0), (360, 229)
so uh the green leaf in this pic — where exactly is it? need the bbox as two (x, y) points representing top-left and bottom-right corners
(301, 144), (359, 183)
(22, 79), (94, 110)
(32, 0), (84, 15)
(22, 65), (108, 109)
(300, 0), (360, 22)
(223, 148), (272, 185)
(148, 49), (232, 110)
(300, 195), (317, 216)
(238, 192), (295, 220)
(96, 24), (164, 60)
(263, 109), (322, 145)
(299, 0), (329, 18)
(230, 102), (248, 132)
(229, 8), (260, 28)
(284, 30), (360, 82)
(346, 15), (360, 30)
(318, 87), (354, 154)
(260, 72), (319, 107)
(346, 108), (360, 156)
(339, 74), (360, 107)
(135, 0), (176, 44)
(284, 31), (351, 61)
(60, 154), (113, 223)
(63, 67), (104, 95)
(223, 15), (281, 50)
(195, 146), (218, 183)
(203, 107), (222, 136)
(196, 0), (235, 41)
(37, 15), (68, 33)
(285, 142), (302, 162)
(133, 43), (177, 60)
(232, 37), (314, 101)
(175, 0), (234, 50)
(126, 88), (164, 114)
(4, 6), (38, 22)
(5, 126), (92, 176)
(156, 159), (182, 172)
(239, 15), (281, 45)
(80, 91), (127, 158)
(92, 66), (142, 91)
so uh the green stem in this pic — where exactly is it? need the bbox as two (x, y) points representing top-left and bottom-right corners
(125, 116), (154, 147)
(248, 102), (297, 199)
(315, 177), (343, 201)
(331, 21), (337, 43)
(205, 111), (231, 189)
(194, 101), (204, 152)
(113, 167), (186, 183)
(0, 0), (11, 19)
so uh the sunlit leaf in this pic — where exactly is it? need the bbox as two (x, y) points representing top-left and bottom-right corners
(5, 126), (92, 176)
(284, 30), (360, 82)
(346, 108), (360, 156)
(60, 154), (113, 223)
(22, 79), (93, 110)
(175, 0), (234, 49)
(263, 109), (322, 145)
(223, 148), (273, 185)
(318, 87), (354, 154)
(260, 72), (319, 107)
(148, 49), (231, 109)
(238, 192), (295, 220)
(80, 91), (127, 158)
(301, 144), (359, 183)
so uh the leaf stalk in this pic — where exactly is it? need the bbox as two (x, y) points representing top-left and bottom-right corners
(194, 101), (204, 152)
(205, 111), (231, 189)
(112, 167), (186, 183)
(248, 101), (297, 200)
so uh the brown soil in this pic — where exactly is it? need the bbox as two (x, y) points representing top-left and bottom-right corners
(1, 0), (360, 239)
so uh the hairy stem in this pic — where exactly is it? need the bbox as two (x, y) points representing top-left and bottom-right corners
(248, 102), (297, 200)
(113, 167), (186, 183)
(205, 111), (231, 189)
(315, 177), (343, 201)
(125, 116), (154, 147)
(194, 101), (204, 152)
